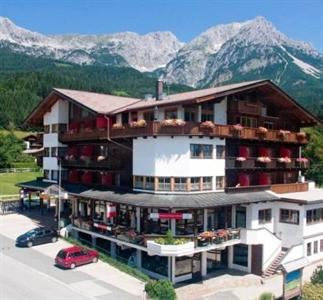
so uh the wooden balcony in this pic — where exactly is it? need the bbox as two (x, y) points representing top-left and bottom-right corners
(271, 182), (309, 194)
(59, 121), (308, 144)
(226, 157), (309, 170)
(61, 158), (123, 169)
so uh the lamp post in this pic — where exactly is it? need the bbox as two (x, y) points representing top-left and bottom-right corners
(58, 158), (62, 233)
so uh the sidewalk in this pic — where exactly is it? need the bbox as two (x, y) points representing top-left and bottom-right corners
(0, 213), (145, 298)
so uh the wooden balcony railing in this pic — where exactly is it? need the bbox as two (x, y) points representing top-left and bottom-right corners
(61, 158), (123, 169)
(271, 182), (309, 194)
(226, 157), (309, 170)
(59, 121), (308, 144)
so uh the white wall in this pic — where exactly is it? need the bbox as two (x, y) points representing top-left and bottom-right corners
(213, 97), (227, 125)
(43, 99), (69, 180)
(133, 136), (225, 179)
(248, 202), (275, 233)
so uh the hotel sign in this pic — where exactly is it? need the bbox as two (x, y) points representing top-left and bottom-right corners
(149, 212), (192, 220)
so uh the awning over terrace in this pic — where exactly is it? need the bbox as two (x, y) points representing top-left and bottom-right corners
(17, 180), (279, 208)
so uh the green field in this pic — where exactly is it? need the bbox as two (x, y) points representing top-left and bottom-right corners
(0, 172), (41, 196)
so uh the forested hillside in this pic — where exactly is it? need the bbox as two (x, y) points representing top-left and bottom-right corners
(0, 48), (191, 129)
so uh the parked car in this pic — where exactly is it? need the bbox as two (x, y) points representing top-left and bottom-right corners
(16, 227), (58, 247)
(55, 246), (99, 269)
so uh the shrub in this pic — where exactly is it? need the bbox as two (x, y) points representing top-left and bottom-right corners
(145, 279), (176, 300)
(302, 283), (323, 300)
(258, 293), (274, 300)
(311, 265), (323, 284)
(154, 230), (188, 245)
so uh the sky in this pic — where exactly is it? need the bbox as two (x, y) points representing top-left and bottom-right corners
(0, 0), (322, 52)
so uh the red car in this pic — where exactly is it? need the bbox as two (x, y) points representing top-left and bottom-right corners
(55, 246), (99, 269)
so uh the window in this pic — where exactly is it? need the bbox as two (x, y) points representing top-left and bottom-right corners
(190, 144), (213, 159)
(94, 201), (105, 221)
(190, 177), (200, 191)
(236, 116), (257, 128)
(44, 147), (50, 157)
(263, 121), (274, 130)
(314, 241), (318, 254)
(145, 177), (154, 190)
(51, 170), (58, 181)
(202, 177), (213, 190)
(184, 106), (197, 122)
(134, 176), (144, 189)
(175, 256), (193, 276)
(216, 145), (225, 159)
(306, 208), (323, 224)
(143, 111), (154, 121)
(44, 125), (50, 134)
(51, 147), (58, 157)
(201, 103), (214, 122)
(307, 242), (312, 256)
(320, 239), (323, 252)
(233, 244), (248, 267)
(216, 176), (225, 190)
(142, 252), (168, 276)
(44, 169), (50, 179)
(280, 209), (299, 225)
(158, 177), (171, 191)
(51, 124), (58, 133)
(258, 209), (272, 224)
(165, 108), (178, 119)
(174, 178), (187, 191)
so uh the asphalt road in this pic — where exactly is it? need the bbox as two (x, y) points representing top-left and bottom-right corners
(0, 233), (140, 300)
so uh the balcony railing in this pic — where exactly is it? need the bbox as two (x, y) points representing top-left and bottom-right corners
(226, 157), (309, 170)
(62, 157), (122, 169)
(271, 182), (309, 194)
(59, 121), (308, 144)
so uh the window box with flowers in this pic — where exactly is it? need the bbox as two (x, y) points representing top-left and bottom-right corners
(296, 157), (309, 168)
(277, 130), (290, 140)
(130, 119), (147, 128)
(257, 126), (268, 137)
(257, 156), (272, 163)
(200, 121), (215, 129)
(231, 124), (244, 137)
(296, 132), (307, 141)
(278, 157), (292, 166)
(161, 119), (186, 127)
(112, 123), (125, 130)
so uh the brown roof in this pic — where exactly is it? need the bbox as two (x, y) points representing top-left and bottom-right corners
(54, 88), (141, 114)
(24, 79), (321, 126)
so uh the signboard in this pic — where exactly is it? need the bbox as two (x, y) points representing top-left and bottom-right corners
(149, 212), (192, 220)
(284, 269), (302, 300)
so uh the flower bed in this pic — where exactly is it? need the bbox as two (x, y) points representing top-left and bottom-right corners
(147, 240), (194, 256)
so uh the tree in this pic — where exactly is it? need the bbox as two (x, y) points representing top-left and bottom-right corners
(302, 283), (323, 300)
(310, 265), (323, 284)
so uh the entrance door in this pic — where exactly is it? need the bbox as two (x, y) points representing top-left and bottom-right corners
(251, 245), (263, 275)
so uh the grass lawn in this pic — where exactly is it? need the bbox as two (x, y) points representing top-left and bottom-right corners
(0, 172), (41, 196)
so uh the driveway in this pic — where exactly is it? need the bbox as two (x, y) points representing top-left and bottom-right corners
(0, 213), (145, 300)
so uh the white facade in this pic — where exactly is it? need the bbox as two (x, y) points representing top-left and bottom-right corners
(43, 99), (68, 181)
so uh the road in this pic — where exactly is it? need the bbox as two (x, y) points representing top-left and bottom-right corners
(0, 214), (143, 300)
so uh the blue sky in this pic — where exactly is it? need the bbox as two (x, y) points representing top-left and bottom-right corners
(1, 0), (322, 51)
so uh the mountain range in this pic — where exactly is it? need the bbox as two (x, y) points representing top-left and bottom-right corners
(0, 16), (322, 119)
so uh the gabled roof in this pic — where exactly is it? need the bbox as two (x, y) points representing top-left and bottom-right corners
(24, 79), (321, 126)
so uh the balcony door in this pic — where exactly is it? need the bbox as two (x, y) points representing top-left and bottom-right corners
(236, 206), (247, 228)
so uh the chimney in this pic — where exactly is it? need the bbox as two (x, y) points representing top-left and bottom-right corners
(156, 80), (163, 100)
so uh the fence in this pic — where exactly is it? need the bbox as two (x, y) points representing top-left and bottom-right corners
(0, 168), (40, 173)
(0, 198), (20, 215)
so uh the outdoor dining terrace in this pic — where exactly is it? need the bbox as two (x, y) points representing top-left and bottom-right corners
(71, 217), (241, 255)
(59, 121), (308, 144)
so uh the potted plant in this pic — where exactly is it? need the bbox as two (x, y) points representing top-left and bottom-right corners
(236, 157), (247, 162)
(232, 124), (244, 132)
(200, 121), (215, 129)
(278, 157), (292, 164)
(296, 157), (309, 167)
